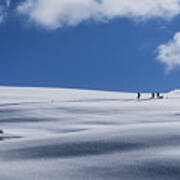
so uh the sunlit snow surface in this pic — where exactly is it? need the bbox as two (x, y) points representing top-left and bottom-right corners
(0, 86), (180, 180)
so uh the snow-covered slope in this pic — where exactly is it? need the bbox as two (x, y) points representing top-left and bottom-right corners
(0, 86), (179, 180)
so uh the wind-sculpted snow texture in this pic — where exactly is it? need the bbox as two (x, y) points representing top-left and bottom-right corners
(0, 86), (180, 180)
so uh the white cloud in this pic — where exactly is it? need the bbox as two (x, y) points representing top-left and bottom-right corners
(5, 0), (11, 7)
(0, 6), (5, 24)
(17, 0), (180, 29)
(157, 32), (180, 70)
(0, 0), (11, 24)
(15, 0), (180, 71)
(17, 0), (101, 29)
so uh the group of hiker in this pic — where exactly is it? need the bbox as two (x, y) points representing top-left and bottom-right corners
(137, 92), (163, 100)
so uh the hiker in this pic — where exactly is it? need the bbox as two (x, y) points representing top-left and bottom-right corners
(157, 92), (160, 98)
(151, 92), (155, 99)
(137, 92), (141, 100)
(156, 92), (163, 99)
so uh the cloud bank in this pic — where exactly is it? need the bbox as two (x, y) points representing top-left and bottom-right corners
(16, 0), (180, 71)
(17, 0), (180, 29)
(157, 33), (180, 71)
(1, 0), (180, 72)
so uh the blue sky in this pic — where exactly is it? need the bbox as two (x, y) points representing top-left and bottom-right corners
(1, 0), (180, 92)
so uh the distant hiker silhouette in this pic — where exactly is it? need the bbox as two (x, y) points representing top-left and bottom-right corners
(156, 92), (163, 99)
(137, 92), (141, 100)
(151, 92), (155, 99)
(157, 92), (160, 97)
